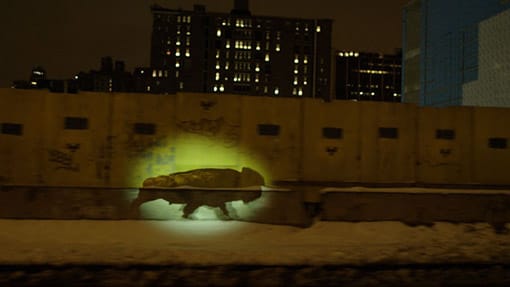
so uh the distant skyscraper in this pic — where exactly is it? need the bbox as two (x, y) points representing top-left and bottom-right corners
(149, 0), (332, 100)
(463, 9), (510, 106)
(402, 0), (510, 106)
(335, 51), (401, 102)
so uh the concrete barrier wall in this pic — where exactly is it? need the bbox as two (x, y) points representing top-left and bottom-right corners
(240, 96), (302, 182)
(0, 186), (311, 227)
(41, 92), (113, 187)
(108, 92), (178, 187)
(416, 107), (473, 184)
(359, 102), (417, 183)
(2, 88), (510, 186)
(472, 107), (510, 184)
(302, 99), (361, 182)
(321, 188), (510, 228)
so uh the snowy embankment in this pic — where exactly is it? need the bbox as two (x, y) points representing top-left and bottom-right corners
(1, 220), (509, 266)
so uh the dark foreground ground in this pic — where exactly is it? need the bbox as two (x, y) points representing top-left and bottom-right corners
(2, 263), (510, 287)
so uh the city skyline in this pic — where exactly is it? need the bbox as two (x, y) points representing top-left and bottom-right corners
(0, 0), (408, 88)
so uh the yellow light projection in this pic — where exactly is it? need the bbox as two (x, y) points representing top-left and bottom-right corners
(127, 132), (272, 230)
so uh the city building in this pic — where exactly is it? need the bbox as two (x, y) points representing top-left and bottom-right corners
(402, 0), (510, 106)
(462, 9), (510, 106)
(75, 57), (134, 93)
(335, 50), (401, 102)
(149, 0), (332, 100)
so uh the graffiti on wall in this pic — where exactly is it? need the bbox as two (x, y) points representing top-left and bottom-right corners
(177, 117), (240, 147)
(47, 143), (80, 171)
(96, 136), (114, 181)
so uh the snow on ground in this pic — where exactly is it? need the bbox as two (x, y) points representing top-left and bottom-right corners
(1, 220), (509, 266)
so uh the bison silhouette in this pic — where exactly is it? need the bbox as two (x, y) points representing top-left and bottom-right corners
(131, 167), (264, 219)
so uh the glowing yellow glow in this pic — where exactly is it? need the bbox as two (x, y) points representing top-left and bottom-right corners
(125, 122), (273, 236)
(127, 134), (272, 197)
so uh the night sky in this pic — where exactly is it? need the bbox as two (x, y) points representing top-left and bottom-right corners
(0, 0), (408, 88)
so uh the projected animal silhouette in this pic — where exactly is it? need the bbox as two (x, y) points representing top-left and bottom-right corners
(131, 167), (264, 219)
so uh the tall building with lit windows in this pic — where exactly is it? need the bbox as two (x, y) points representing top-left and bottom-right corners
(147, 0), (332, 99)
(335, 51), (402, 102)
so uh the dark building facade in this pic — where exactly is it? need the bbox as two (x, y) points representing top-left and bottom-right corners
(335, 51), (402, 102)
(76, 57), (134, 93)
(149, 0), (332, 100)
(402, 0), (510, 106)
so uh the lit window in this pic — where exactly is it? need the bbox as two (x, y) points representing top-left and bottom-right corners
(255, 64), (260, 72)
(175, 48), (181, 57)
(264, 86), (268, 93)
(292, 88), (297, 95)
(293, 76), (298, 85)
(220, 84), (225, 92)
(255, 75), (259, 83)
(354, 52), (359, 57)
(226, 40), (230, 49)
(176, 40), (181, 46)
(179, 82), (184, 89)
(166, 50), (171, 56)
(304, 55), (308, 64)
(177, 16), (182, 23)
(158, 70), (163, 77)
(275, 43), (280, 52)
(175, 61), (180, 68)
(216, 50), (220, 59)
(164, 71), (168, 77)
(294, 55), (299, 64)
(217, 29), (222, 37)
(176, 71), (179, 77)
(152, 70), (157, 78)
(222, 20), (227, 26)
(265, 54), (270, 62)
(338, 52), (344, 57)
(298, 87), (303, 96)
(256, 42), (261, 51)
(147, 86), (151, 92)
(216, 61), (220, 70)
(316, 25), (321, 32)
(215, 72), (220, 81)
(185, 49), (190, 57)
(294, 69), (299, 74)
(304, 78), (308, 85)
(274, 87), (279, 95)
(225, 62), (229, 70)
(213, 85), (218, 92)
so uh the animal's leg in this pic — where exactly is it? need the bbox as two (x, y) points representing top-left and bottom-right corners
(182, 202), (200, 219)
(219, 203), (231, 220)
(129, 197), (143, 218)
